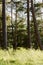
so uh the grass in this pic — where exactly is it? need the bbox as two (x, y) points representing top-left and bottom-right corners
(0, 47), (43, 65)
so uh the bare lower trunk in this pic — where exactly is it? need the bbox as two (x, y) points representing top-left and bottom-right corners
(27, 0), (31, 48)
(31, 0), (43, 50)
(13, 4), (17, 49)
(11, 0), (15, 49)
(2, 0), (7, 49)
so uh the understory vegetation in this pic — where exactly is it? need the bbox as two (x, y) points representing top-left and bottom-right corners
(0, 47), (43, 65)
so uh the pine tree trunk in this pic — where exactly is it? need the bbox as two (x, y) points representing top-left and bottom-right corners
(31, 0), (43, 50)
(11, 0), (14, 49)
(13, 3), (17, 49)
(27, 0), (31, 48)
(2, 0), (7, 49)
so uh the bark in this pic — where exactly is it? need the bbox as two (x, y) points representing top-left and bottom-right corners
(2, 0), (7, 49)
(27, 0), (31, 48)
(13, 3), (17, 49)
(11, 0), (14, 48)
(31, 0), (43, 50)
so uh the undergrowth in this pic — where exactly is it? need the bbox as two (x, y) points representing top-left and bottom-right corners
(0, 47), (43, 65)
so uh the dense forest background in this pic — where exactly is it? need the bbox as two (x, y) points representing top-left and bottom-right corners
(0, 0), (43, 50)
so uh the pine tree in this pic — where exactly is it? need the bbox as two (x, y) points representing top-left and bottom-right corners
(2, 0), (7, 49)
(27, 0), (31, 48)
(31, 0), (43, 50)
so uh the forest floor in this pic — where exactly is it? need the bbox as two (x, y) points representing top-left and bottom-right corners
(0, 47), (43, 65)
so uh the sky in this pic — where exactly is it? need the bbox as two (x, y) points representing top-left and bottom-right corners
(35, 0), (42, 3)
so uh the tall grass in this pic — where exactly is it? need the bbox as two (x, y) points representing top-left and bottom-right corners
(0, 47), (43, 65)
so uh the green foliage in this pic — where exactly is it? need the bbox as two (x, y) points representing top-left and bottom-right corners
(34, 3), (43, 7)
(0, 0), (43, 49)
(0, 0), (2, 2)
